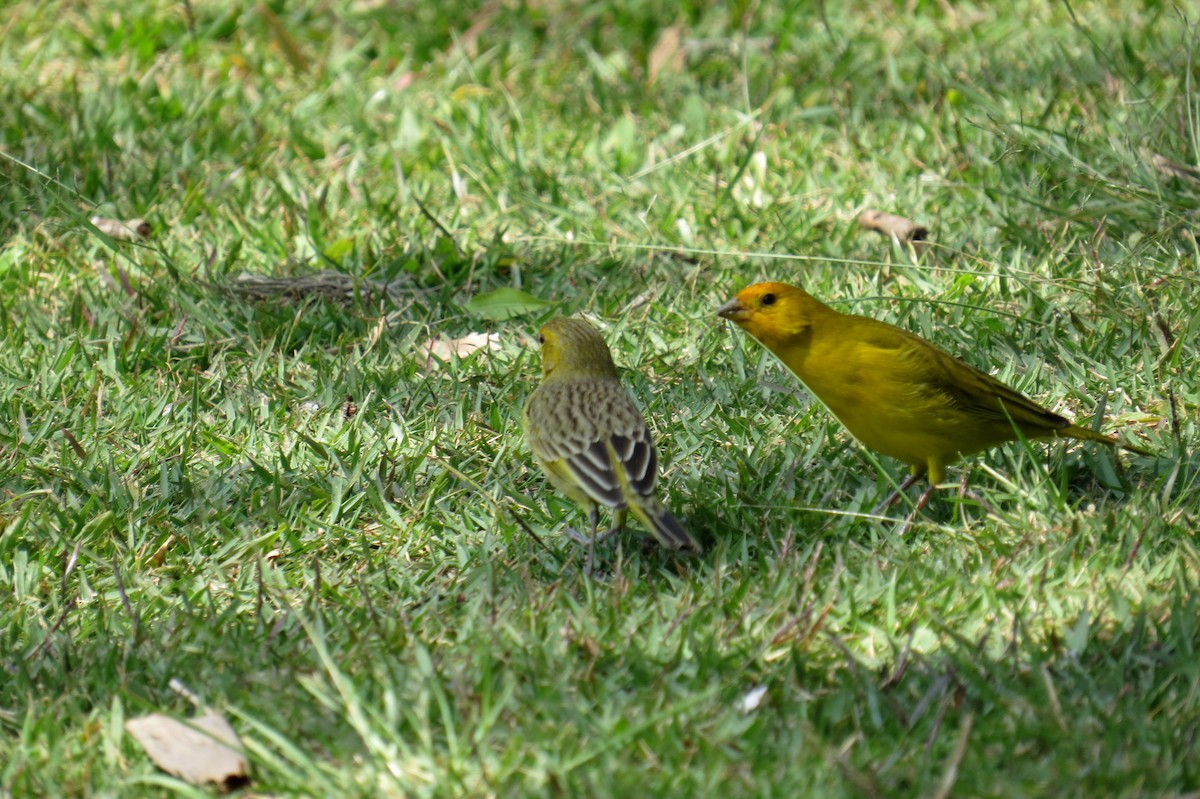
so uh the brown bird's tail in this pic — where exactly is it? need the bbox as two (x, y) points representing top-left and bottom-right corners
(1062, 424), (1153, 457)
(632, 497), (702, 554)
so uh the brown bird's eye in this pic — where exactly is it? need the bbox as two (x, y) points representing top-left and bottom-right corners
(761, 293), (777, 306)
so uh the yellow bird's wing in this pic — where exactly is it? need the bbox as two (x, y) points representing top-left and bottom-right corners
(904, 333), (1070, 433)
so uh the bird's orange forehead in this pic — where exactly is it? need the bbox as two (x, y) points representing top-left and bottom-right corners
(738, 281), (794, 301)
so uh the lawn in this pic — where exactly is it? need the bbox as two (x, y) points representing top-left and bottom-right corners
(1, 1), (1198, 796)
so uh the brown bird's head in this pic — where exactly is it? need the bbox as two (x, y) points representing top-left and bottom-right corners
(535, 317), (620, 380)
(717, 282), (828, 347)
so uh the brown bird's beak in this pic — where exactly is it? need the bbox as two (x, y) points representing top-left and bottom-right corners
(717, 297), (748, 322)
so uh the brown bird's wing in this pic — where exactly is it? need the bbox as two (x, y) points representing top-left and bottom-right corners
(562, 438), (629, 508)
(526, 380), (658, 509)
(609, 430), (658, 497)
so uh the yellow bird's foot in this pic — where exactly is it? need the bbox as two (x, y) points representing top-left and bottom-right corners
(872, 490), (902, 517)
(872, 472), (924, 517)
(895, 484), (938, 536)
(957, 471), (995, 515)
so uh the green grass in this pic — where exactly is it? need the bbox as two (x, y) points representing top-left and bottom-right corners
(2, 0), (1199, 796)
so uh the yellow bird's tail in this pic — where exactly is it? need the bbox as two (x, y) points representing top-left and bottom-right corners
(631, 497), (702, 554)
(1061, 424), (1152, 457)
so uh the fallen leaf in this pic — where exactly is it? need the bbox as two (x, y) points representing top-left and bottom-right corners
(89, 216), (151, 241)
(125, 710), (250, 790)
(419, 332), (501, 367)
(258, 0), (308, 74)
(1145, 150), (1200, 183)
(464, 287), (552, 320)
(60, 427), (87, 459)
(736, 685), (768, 713)
(455, 4), (495, 57)
(150, 534), (176, 567)
(858, 209), (928, 244)
(648, 24), (685, 84)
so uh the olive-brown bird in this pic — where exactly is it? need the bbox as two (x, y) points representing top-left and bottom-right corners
(718, 282), (1148, 517)
(523, 317), (701, 570)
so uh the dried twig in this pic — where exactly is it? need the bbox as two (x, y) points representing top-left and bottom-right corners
(931, 712), (975, 799)
(223, 271), (410, 307)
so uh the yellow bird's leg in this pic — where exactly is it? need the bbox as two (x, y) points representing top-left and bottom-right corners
(563, 505), (602, 574)
(586, 505), (599, 575)
(595, 509), (626, 545)
(896, 483), (938, 536)
(562, 499), (599, 541)
(872, 469), (925, 516)
(585, 505), (602, 575)
(957, 470), (995, 515)
(897, 456), (946, 534)
(594, 510), (627, 578)
(566, 509), (626, 575)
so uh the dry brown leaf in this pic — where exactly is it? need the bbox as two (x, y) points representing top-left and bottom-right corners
(1146, 151), (1200, 183)
(456, 3), (496, 57)
(419, 332), (501, 367)
(150, 534), (176, 567)
(90, 216), (151, 241)
(258, 0), (308, 74)
(858, 210), (928, 244)
(125, 709), (250, 790)
(647, 25), (685, 85)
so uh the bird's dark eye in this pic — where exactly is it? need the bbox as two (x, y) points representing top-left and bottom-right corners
(761, 293), (777, 306)
(538, 334), (546, 345)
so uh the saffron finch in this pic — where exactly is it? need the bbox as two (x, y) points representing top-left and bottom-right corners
(524, 317), (701, 569)
(718, 282), (1148, 515)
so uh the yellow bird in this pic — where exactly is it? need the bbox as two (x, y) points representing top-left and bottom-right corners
(524, 317), (701, 570)
(718, 282), (1148, 516)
